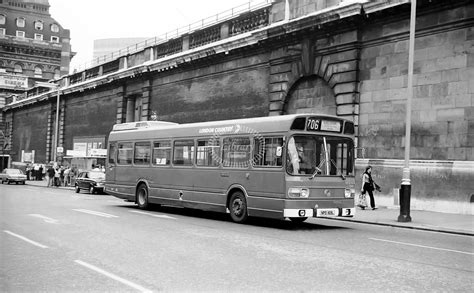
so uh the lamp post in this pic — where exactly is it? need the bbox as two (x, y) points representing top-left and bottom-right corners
(398, 0), (417, 223)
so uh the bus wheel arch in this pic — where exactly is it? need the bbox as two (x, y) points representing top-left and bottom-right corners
(136, 182), (149, 209)
(227, 187), (249, 223)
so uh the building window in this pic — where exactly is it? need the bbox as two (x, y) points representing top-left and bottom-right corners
(0, 28), (5, 36)
(16, 17), (25, 27)
(34, 66), (42, 78)
(54, 68), (60, 79)
(0, 14), (5, 25)
(51, 36), (59, 43)
(16, 31), (25, 38)
(50, 23), (59, 32)
(14, 64), (23, 74)
(34, 33), (43, 41)
(34, 21), (43, 30)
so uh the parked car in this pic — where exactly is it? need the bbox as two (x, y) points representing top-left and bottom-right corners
(74, 170), (106, 194)
(0, 168), (27, 185)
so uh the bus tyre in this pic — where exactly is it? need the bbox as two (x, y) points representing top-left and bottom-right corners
(229, 191), (248, 223)
(289, 217), (308, 223)
(136, 184), (149, 209)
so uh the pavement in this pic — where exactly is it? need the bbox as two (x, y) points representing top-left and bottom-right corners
(22, 179), (474, 236)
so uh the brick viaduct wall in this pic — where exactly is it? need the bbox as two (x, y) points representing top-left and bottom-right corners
(3, 0), (473, 213)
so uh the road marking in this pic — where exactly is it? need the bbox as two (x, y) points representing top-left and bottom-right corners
(4, 230), (48, 249)
(130, 210), (177, 220)
(72, 209), (118, 218)
(28, 214), (59, 224)
(75, 260), (151, 293)
(369, 238), (474, 255)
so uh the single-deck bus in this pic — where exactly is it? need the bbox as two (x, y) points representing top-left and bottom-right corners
(105, 114), (356, 223)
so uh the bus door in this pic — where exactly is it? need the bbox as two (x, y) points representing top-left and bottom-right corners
(106, 142), (117, 184)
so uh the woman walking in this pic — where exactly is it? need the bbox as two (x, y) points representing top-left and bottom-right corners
(361, 166), (380, 210)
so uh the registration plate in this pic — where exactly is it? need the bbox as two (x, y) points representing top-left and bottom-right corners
(316, 208), (339, 217)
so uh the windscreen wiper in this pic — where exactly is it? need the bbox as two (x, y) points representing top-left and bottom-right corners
(330, 159), (346, 180)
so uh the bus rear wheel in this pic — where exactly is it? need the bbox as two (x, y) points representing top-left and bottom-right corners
(136, 184), (149, 209)
(229, 191), (248, 223)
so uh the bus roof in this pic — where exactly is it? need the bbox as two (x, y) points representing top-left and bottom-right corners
(108, 114), (353, 141)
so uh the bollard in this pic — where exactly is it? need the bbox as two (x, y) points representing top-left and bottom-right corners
(398, 184), (412, 222)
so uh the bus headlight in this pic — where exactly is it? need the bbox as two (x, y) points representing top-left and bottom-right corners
(345, 188), (355, 198)
(288, 188), (310, 198)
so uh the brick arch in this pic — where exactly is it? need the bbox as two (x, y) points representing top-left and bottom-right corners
(283, 75), (336, 115)
(268, 47), (361, 139)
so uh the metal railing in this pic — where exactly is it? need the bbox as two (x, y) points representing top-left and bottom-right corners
(72, 0), (272, 72)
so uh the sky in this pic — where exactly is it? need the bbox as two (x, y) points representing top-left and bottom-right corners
(48, 0), (257, 72)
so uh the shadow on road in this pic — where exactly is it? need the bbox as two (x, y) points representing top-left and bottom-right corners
(115, 203), (349, 231)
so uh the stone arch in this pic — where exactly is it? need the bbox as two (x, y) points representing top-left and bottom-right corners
(283, 75), (336, 115)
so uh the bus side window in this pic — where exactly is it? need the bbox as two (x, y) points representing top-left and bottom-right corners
(173, 140), (195, 166)
(196, 138), (220, 167)
(117, 142), (133, 165)
(152, 141), (171, 166)
(253, 137), (283, 167)
(108, 143), (116, 165)
(222, 137), (250, 168)
(134, 142), (151, 165)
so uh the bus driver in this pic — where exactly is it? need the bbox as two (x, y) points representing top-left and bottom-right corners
(287, 137), (309, 175)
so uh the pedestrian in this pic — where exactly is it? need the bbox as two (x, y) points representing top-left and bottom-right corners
(64, 167), (70, 186)
(60, 166), (65, 186)
(54, 166), (61, 187)
(39, 164), (44, 180)
(361, 166), (381, 210)
(47, 165), (55, 187)
(26, 164), (31, 181)
(33, 164), (40, 180)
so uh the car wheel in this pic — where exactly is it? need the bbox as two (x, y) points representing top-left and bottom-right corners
(89, 186), (95, 194)
(289, 217), (308, 223)
(75, 184), (80, 193)
(136, 184), (149, 209)
(228, 191), (248, 223)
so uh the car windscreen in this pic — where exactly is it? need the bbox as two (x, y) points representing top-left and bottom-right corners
(89, 172), (105, 180)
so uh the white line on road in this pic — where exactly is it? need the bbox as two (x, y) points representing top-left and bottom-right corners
(74, 260), (151, 293)
(369, 237), (474, 255)
(130, 210), (177, 220)
(4, 230), (48, 249)
(72, 209), (118, 218)
(28, 214), (59, 224)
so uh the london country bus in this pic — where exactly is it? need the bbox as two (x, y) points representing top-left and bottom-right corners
(105, 114), (356, 223)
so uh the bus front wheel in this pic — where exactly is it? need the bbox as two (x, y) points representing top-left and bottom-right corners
(229, 191), (248, 223)
(136, 184), (149, 209)
(289, 217), (308, 223)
